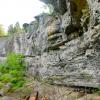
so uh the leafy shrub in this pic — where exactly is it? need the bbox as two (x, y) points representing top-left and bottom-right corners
(0, 82), (4, 89)
(0, 52), (26, 92)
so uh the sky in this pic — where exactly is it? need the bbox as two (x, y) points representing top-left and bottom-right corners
(0, 0), (49, 31)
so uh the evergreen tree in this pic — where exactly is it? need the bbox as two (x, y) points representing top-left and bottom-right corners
(23, 23), (29, 33)
(8, 22), (23, 35)
(8, 24), (14, 35)
(14, 22), (22, 33)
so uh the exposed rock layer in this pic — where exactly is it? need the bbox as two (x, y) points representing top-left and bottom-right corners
(0, 0), (100, 88)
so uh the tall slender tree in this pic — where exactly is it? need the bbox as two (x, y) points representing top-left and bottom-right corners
(8, 24), (14, 35)
(8, 22), (23, 35)
(14, 22), (22, 33)
(23, 23), (29, 33)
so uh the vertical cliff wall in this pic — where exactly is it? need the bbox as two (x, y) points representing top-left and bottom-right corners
(0, 0), (100, 88)
(27, 0), (100, 87)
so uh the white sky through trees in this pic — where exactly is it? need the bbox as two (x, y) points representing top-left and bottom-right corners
(0, 0), (49, 31)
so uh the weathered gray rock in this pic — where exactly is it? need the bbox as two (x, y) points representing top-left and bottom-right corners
(0, 1), (99, 100)
(87, 0), (100, 25)
(0, 0), (100, 90)
(28, 0), (100, 88)
(1, 96), (10, 100)
(0, 37), (9, 62)
(0, 37), (8, 56)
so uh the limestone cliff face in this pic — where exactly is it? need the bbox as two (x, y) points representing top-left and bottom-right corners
(0, 0), (100, 88)
(28, 0), (100, 87)
(0, 37), (8, 61)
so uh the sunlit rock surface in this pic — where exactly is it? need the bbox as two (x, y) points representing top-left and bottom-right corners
(0, 0), (100, 88)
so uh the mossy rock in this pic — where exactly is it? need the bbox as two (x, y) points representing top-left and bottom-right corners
(71, 0), (89, 18)
(0, 82), (4, 89)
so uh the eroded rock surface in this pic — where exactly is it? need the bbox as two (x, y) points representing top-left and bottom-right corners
(0, 0), (100, 88)
(27, 0), (100, 87)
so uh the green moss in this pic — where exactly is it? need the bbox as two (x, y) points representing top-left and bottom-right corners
(0, 82), (4, 89)
(71, 0), (89, 18)
(80, 72), (92, 81)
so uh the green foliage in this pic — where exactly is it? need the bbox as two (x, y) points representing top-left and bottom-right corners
(0, 53), (26, 92)
(0, 82), (4, 89)
(14, 22), (23, 33)
(95, 88), (100, 94)
(8, 22), (24, 35)
(23, 23), (29, 33)
(8, 24), (15, 35)
(23, 21), (39, 33)
(80, 71), (92, 81)
(0, 24), (6, 36)
(8, 21), (39, 35)
(30, 21), (39, 29)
